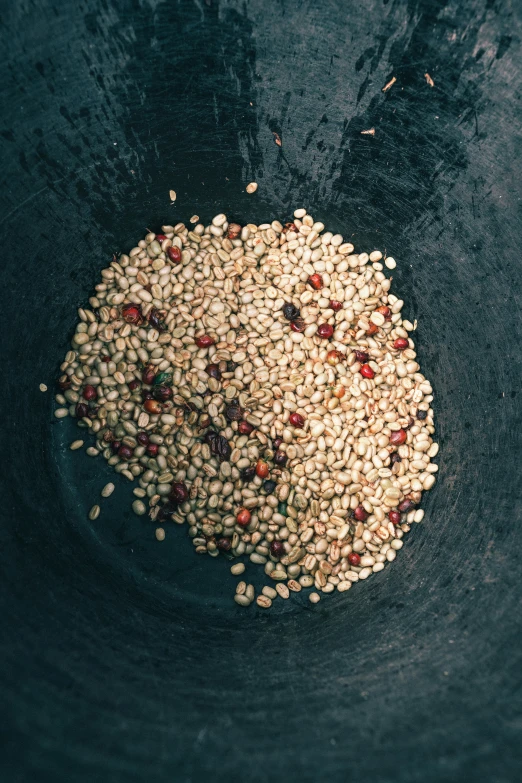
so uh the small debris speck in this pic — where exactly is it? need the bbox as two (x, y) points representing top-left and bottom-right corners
(361, 128), (375, 136)
(382, 76), (397, 92)
(272, 131), (282, 147)
(425, 73), (435, 87)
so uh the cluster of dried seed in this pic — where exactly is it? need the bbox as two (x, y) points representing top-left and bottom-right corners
(54, 209), (437, 608)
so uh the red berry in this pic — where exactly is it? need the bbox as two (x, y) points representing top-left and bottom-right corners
(354, 506), (368, 521)
(329, 300), (342, 312)
(146, 443), (159, 456)
(376, 305), (392, 321)
(348, 552), (361, 566)
(317, 323), (334, 339)
(195, 335), (215, 348)
(390, 429), (407, 446)
(82, 384), (96, 401)
(255, 460), (269, 479)
(137, 432), (149, 446)
(360, 364), (375, 379)
(289, 412), (305, 428)
(121, 303), (143, 324)
(118, 444), (134, 460)
(389, 510), (401, 525)
(228, 223), (241, 240)
(236, 508), (251, 527)
(290, 318), (305, 332)
(354, 350), (369, 364)
(270, 540), (285, 558)
(155, 234), (167, 242)
(238, 420), (254, 435)
(144, 399), (162, 414)
(326, 349), (342, 365)
(167, 246), (181, 263)
(308, 274), (323, 290)
(367, 322), (379, 335)
(393, 338), (409, 350)
(128, 379), (140, 391)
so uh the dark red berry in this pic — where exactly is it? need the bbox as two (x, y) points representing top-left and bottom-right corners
(155, 234), (167, 242)
(274, 451), (288, 466)
(354, 350), (369, 364)
(398, 497), (416, 513)
(225, 403), (243, 422)
(360, 364), (375, 379)
(289, 412), (305, 428)
(290, 318), (305, 333)
(417, 409), (428, 420)
(329, 300), (342, 312)
(264, 480), (276, 494)
(205, 363), (221, 380)
(137, 432), (150, 446)
(142, 365), (156, 385)
(217, 537), (232, 551)
(148, 308), (166, 332)
(393, 338), (409, 350)
(241, 466), (256, 482)
(167, 246), (181, 263)
(308, 274), (323, 290)
(272, 437), (283, 450)
(270, 540), (285, 558)
(146, 443), (159, 457)
(118, 444), (134, 460)
(283, 222), (297, 233)
(317, 323), (334, 339)
(348, 552), (361, 566)
(153, 385), (173, 402)
(391, 453), (402, 464)
(75, 402), (89, 419)
(238, 420), (254, 435)
(389, 510), (401, 525)
(170, 482), (189, 505)
(128, 379), (140, 391)
(354, 506), (368, 521)
(82, 385), (97, 401)
(390, 429), (407, 446)
(111, 440), (121, 454)
(195, 335), (215, 348)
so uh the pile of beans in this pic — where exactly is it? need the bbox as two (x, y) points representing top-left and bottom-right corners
(54, 209), (437, 608)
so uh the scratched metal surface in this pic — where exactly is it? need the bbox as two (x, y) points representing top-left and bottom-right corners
(1, 0), (521, 781)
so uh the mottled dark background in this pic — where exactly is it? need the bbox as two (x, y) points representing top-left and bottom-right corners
(1, 0), (521, 781)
